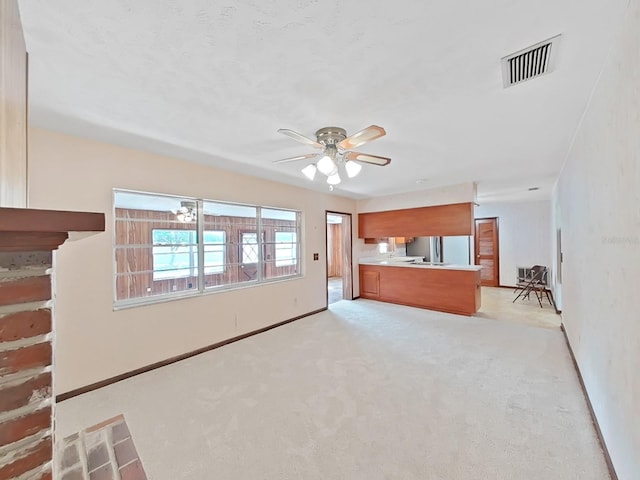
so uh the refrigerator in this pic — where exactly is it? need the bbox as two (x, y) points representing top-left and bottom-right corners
(406, 236), (442, 262)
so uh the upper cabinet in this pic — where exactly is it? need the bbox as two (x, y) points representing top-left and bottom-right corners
(358, 202), (474, 238)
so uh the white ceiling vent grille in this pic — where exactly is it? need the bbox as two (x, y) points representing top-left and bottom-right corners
(502, 35), (561, 88)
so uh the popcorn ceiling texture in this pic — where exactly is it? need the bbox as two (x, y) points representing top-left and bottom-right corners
(17, 0), (629, 198)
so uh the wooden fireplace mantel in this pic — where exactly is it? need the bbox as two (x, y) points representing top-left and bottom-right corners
(0, 207), (105, 251)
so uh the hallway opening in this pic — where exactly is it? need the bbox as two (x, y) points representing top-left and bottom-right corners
(326, 212), (353, 305)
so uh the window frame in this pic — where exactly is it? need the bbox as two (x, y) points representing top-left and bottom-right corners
(113, 189), (303, 309)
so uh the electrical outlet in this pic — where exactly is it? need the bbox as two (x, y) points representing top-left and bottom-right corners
(313, 253), (319, 261)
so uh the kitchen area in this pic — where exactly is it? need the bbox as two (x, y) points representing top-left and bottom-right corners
(358, 202), (482, 316)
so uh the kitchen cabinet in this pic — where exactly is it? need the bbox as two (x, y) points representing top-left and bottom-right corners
(358, 202), (474, 239)
(359, 263), (481, 316)
(360, 269), (380, 298)
(363, 237), (413, 245)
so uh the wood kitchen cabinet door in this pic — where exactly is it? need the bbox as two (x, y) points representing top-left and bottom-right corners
(358, 203), (474, 238)
(360, 269), (380, 298)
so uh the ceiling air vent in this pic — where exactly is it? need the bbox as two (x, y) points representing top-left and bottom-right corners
(502, 35), (561, 88)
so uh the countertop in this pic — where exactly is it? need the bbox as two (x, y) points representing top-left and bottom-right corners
(359, 257), (482, 272)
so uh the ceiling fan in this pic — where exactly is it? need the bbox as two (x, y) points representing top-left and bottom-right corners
(274, 125), (391, 189)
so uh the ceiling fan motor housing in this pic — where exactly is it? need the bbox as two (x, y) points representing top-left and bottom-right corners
(315, 127), (347, 146)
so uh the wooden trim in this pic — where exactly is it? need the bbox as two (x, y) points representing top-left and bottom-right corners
(0, 231), (69, 252)
(56, 307), (328, 402)
(560, 324), (618, 480)
(0, 207), (105, 233)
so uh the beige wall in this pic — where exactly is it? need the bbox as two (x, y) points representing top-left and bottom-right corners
(28, 128), (357, 394)
(553, 1), (639, 478)
(0, 0), (28, 207)
(356, 182), (476, 213)
(475, 200), (552, 287)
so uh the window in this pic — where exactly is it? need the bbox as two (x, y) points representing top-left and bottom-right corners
(114, 190), (301, 307)
(275, 232), (297, 267)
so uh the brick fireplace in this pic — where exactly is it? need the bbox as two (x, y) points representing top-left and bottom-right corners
(0, 207), (104, 479)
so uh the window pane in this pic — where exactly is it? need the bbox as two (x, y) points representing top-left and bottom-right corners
(153, 230), (196, 245)
(262, 208), (297, 222)
(204, 231), (224, 244)
(241, 233), (259, 264)
(203, 202), (256, 218)
(273, 231), (297, 267)
(116, 270), (199, 300)
(151, 229), (198, 280)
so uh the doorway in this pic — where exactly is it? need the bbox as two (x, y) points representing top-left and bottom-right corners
(474, 217), (500, 287)
(326, 212), (353, 305)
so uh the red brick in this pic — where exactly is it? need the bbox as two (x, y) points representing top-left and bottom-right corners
(0, 342), (52, 375)
(0, 372), (51, 414)
(0, 408), (51, 446)
(119, 460), (147, 480)
(0, 436), (52, 479)
(0, 276), (51, 306)
(0, 309), (51, 342)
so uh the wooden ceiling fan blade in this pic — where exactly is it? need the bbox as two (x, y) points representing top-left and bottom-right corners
(338, 125), (386, 150)
(272, 153), (319, 164)
(277, 129), (323, 149)
(344, 151), (391, 166)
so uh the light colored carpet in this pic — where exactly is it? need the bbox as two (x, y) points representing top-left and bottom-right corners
(55, 300), (608, 480)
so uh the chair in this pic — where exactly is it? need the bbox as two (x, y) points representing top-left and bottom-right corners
(513, 265), (551, 308)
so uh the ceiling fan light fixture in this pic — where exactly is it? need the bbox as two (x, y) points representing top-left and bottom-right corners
(274, 125), (391, 191)
(175, 201), (197, 222)
(327, 173), (341, 185)
(345, 160), (362, 178)
(317, 155), (336, 175)
(301, 164), (317, 180)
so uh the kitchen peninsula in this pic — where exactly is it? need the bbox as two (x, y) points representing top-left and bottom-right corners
(359, 258), (482, 316)
(358, 202), (481, 315)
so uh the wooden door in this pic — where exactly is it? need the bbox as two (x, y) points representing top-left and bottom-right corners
(327, 224), (343, 277)
(239, 230), (264, 281)
(474, 218), (499, 286)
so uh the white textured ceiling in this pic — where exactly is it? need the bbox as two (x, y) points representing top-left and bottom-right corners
(18, 0), (629, 200)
